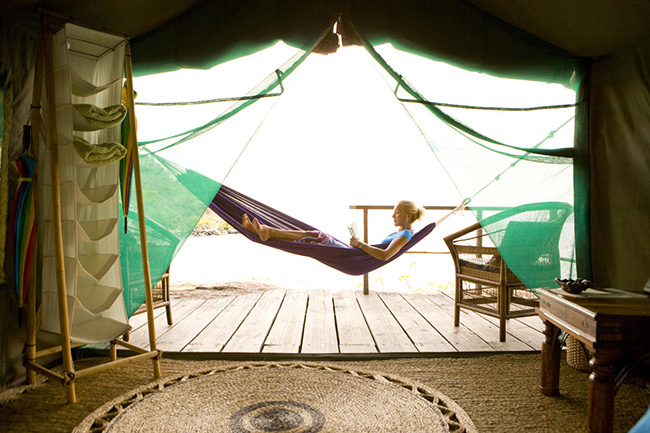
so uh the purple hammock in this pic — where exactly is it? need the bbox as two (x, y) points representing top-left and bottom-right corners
(209, 185), (437, 276)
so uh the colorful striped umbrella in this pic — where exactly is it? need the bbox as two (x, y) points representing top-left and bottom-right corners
(9, 152), (37, 312)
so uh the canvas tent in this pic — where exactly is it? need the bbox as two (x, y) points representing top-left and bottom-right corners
(1, 0), (649, 389)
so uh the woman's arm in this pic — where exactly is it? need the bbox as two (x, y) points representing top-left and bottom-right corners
(350, 236), (409, 261)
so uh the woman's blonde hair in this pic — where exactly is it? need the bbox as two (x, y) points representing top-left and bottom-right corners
(397, 200), (425, 223)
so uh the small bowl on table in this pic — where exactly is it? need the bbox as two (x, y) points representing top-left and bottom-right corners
(555, 278), (594, 294)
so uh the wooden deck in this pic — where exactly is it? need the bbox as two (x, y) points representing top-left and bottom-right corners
(123, 289), (543, 356)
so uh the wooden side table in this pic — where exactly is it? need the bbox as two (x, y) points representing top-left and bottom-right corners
(537, 288), (650, 433)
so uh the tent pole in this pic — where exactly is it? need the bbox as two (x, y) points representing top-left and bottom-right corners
(42, 20), (76, 403)
(24, 21), (46, 386)
(123, 42), (161, 379)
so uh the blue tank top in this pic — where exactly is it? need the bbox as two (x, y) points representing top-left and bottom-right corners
(381, 230), (414, 244)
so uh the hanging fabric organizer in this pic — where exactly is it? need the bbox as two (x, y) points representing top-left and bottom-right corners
(25, 16), (162, 403)
(39, 23), (129, 343)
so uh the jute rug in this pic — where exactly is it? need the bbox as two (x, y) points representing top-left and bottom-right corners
(73, 362), (475, 433)
(1, 354), (649, 432)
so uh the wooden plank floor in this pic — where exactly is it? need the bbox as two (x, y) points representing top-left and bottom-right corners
(124, 289), (543, 356)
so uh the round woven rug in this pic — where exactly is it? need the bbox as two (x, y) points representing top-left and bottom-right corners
(73, 362), (476, 433)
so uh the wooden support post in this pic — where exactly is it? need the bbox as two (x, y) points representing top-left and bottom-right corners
(362, 208), (369, 295)
(43, 20), (76, 403)
(124, 42), (161, 379)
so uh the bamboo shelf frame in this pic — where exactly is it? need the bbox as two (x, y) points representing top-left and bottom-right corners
(24, 12), (161, 403)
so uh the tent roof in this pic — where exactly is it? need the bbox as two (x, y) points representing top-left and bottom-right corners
(1, 0), (649, 58)
(469, 0), (650, 57)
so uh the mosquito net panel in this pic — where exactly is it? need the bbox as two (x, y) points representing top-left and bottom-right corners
(120, 40), (319, 315)
(364, 40), (581, 289)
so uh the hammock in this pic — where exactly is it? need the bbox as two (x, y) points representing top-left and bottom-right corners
(209, 185), (437, 276)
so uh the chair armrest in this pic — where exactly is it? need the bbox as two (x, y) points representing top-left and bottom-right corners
(443, 221), (483, 243)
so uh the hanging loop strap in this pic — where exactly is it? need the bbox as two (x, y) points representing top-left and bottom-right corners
(136, 69), (286, 107)
(393, 82), (586, 112)
(362, 37), (575, 158)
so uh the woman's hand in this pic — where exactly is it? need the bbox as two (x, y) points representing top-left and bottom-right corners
(350, 236), (366, 249)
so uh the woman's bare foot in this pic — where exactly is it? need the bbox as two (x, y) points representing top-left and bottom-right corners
(252, 218), (271, 241)
(242, 213), (272, 241)
(242, 214), (256, 232)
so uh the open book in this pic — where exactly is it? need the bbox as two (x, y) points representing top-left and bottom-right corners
(347, 222), (360, 238)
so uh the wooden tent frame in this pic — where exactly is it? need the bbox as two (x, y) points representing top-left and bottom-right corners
(23, 12), (160, 403)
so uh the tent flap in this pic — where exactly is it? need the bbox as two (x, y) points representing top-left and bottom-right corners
(131, 0), (587, 88)
(131, 0), (333, 76)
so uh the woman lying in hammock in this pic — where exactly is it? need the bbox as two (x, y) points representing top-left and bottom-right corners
(242, 200), (460, 261)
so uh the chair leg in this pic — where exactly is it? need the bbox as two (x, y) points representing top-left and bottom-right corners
(498, 290), (507, 342)
(165, 305), (173, 325)
(163, 273), (173, 326)
(454, 277), (461, 327)
(498, 286), (507, 342)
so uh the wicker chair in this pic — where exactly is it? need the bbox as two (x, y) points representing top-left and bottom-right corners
(444, 202), (573, 341)
(135, 266), (173, 324)
(123, 267), (172, 341)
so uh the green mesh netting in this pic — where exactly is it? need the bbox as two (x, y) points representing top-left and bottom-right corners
(119, 153), (220, 316)
(363, 41), (581, 289)
(120, 33), (322, 316)
(121, 29), (584, 315)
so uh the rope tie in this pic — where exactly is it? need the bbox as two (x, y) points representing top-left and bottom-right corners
(63, 370), (76, 385)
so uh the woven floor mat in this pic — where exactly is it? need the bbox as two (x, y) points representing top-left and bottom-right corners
(1, 354), (649, 432)
(73, 362), (475, 433)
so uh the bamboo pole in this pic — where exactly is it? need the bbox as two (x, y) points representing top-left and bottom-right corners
(123, 42), (161, 379)
(24, 22), (46, 386)
(34, 342), (84, 358)
(24, 361), (65, 382)
(109, 340), (117, 361)
(74, 350), (160, 379)
(42, 20), (76, 403)
(115, 339), (151, 354)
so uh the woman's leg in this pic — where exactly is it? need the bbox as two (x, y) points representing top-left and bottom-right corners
(242, 214), (316, 242)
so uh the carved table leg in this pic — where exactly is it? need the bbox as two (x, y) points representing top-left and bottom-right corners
(588, 347), (621, 433)
(540, 319), (561, 396)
